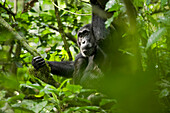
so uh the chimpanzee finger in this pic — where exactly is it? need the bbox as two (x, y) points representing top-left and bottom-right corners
(32, 56), (46, 70)
(32, 56), (41, 66)
(36, 60), (46, 68)
(34, 57), (45, 63)
(32, 60), (46, 70)
(33, 56), (41, 62)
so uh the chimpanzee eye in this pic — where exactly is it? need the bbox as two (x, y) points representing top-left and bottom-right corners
(78, 33), (82, 37)
(83, 30), (89, 36)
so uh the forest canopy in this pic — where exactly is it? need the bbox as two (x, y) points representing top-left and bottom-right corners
(0, 0), (170, 113)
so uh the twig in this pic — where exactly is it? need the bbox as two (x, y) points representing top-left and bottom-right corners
(54, 0), (73, 61)
(0, 3), (15, 17)
(122, 0), (137, 33)
(51, 0), (91, 16)
(48, 25), (77, 43)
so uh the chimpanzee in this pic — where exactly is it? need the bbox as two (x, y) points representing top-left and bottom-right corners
(32, 24), (99, 85)
(32, 0), (111, 87)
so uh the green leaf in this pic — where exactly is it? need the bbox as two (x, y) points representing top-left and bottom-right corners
(159, 88), (169, 98)
(161, 0), (167, 7)
(100, 99), (117, 107)
(105, 12), (119, 28)
(33, 101), (48, 113)
(12, 100), (48, 113)
(105, 0), (116, 11)
(65, 84), (82, 93)
(12, 100), (36, 112)
(146, 27), (167, 50)
(35, 91), (45, 98)
(0, 90), (6, 100)
(64, 106), (100, 113)
(105, 0), (121, 12)
(57, 79), (71, 91)
(105, 15), (114, 28)
(40, 85), (58, 95)
(7, 94), (25, 104)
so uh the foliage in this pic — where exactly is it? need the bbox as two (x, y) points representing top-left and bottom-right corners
(0, 0), (170, 112)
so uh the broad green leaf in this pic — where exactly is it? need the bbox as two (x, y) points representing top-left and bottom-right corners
(105, 0), (117, 11)
(108, 5), (120, 12)
(105, 0), (121, 12)
(12, 100), (48, 113)
(12, 100), (37, 112)
(105, 15), (114, 28)
(42, 104), (55, 113)
(65, 84), (82, 93)
(33, 101), (48, 113)
(159, 88), (169, 98)
(146, 27), (167, 50)
(40, 85), (58, 95)
(105, 12), (119, 28)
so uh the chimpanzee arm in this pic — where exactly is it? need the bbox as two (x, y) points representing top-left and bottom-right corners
(47, 61), (74, 78)
(32, 56), (74, 78)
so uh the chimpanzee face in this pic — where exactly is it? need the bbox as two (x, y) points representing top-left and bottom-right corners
(77, 24), (96, 57)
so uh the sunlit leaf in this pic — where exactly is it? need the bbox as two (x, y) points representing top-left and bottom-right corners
(105, 12), (119, 28)
(57, 79), (71, 91)
(105, 0), (117, 11)
(146, 27), (167, 50)
(65, 84), (82, 93)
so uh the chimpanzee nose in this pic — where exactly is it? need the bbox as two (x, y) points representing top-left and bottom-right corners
(82, 40), (86, 44)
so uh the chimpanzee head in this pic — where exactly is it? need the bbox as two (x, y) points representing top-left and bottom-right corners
(77, 24), (96, 57)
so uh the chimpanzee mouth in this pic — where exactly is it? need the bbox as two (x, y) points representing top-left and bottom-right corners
(82, 48), (94, 57)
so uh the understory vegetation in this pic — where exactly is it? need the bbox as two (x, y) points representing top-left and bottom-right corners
(0, 0), (170, 112)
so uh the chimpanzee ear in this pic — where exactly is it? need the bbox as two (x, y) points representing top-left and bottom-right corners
(77, 38), (80, 47)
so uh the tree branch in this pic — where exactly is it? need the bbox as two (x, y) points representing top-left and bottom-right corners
(122, 0), (137, 33)
(48, 25), (77, 43)
(0, 3), (16, 17)
(0, 16), (59, 87)
(54, 0), (73, 61)
(0, 16), (39, 57)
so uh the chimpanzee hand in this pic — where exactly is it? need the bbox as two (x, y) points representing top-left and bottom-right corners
(32, 56), (46, 70)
